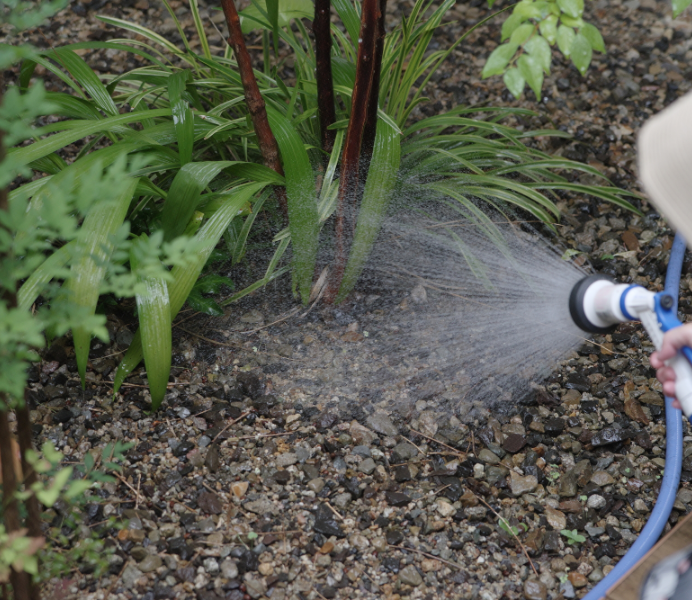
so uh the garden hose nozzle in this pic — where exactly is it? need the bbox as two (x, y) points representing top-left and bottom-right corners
(569, 275), (692, 419)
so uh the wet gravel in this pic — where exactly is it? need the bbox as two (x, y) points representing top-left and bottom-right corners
(6, 0), (692, 598)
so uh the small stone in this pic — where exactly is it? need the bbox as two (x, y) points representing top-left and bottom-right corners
(244, 574), (267, 599)
(240, 310), (264, 324)
(139, 554), (162, 573)
(591, 471), (615, 487)
(568, 572), (588, 588)
(465, 506), (487, 521)
(333, 492), (352, 509)
(398, 565), (423, 587)
(205, 445), (220, 472)
(308, 478), (326, 494)
(198, 491), (223, 515)
(231, 481), (249, 498)
(258, 563), (273, 576)
(634, 499), (649, 513)
(385, 491), (412, 507)
(545, 507), (567, 530)
(276, 452), (298, 467)
(122, 565), (143, 589)
(436, 498), (456, 517)
(510, 471), (538, 496)
(366, 412), (398, 436)
(203, 557), (219, 574)
(349, 421), (376, 445)
(503, 433), (527, 453)
(220, 559), (239, 579)
(359, 458), (376, 474)
(391, 442), (418, 461)
(244, 497), (277, 515)
(639, 391), (664, 406)
(410, 284), (427, 304)
(587, 494), (607, 509)
(559, 473), (578, 497)
(479, 448), (501, 465)
(313, 503), (344, 538)
(523, 579), (547, 600)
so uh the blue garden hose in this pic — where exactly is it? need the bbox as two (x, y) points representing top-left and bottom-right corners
(582, 232), (686, 600)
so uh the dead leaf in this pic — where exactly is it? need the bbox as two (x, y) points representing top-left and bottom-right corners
(625, 397), (649, 425)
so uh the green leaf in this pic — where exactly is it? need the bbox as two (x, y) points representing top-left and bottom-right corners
(266, 107), (319, 304)
(130, 238), (171, 411)
(64, 479), (92, 500)
(113, 184), (267, 394)
(560, 15), (584, 28)
(510, 23), (534, 46)
(482, 43), (518, 78)
(35, 467), (73, 507)
(161, 161), (236, 242)
(193, 274), (235, 294)
(524, 35), (551, 74)
(556, 25), (575, 57)
(332, 0), (360, 48)
(514, 0), (542, 19)
(580, 22), (605, 53)
(570, 32), (592, 75)
(517, 54), (544, 100)
(503, 68), (525, 98)
(673, 0), (692, 16)
(336, 119), (401, 303)
(239, 0), (313, 33)
(47, 48), (118, 116)
(557, 0), (583, 18)
(168, 71), (194, 166)
(17, 243), (72, 311)
(266, 0), (280, 48)
(9, 108), (171, 168)
(501, 13), (525, 42)
(539, 14), (558, 44)
(63, 173), (139, 385)
(186, 290), (225, 316)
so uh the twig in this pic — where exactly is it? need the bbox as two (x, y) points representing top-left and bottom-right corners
(113, 471), (145, 507)
(135, 473), (141, 511)
(105, 562), (127, 599)
(212, 410), (253, 444)
(409, 427), (465, 458)
(387, 544), (465, 570)
(403, 432), (428, 457)
(228, 306), (301, 334)
(325, 502), (344, 521)
(219, 0), (288, 220)
(476, 497), (538, 577)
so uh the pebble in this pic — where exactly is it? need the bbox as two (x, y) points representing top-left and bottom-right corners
(587, 495), (607, 510)
(398, 565), (423, 586)
(523, 579), (547, 600)
(510, 471), (538, 496)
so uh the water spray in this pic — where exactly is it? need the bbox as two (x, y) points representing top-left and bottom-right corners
(568, 275), (692, 420)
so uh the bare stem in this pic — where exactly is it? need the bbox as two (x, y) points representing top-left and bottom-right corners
(219, 0), (287, 219)
(326, 0), (381, 301)
(313, 0), (336, 154)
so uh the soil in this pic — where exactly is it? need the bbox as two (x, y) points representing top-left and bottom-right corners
(5, 0), (692, 599)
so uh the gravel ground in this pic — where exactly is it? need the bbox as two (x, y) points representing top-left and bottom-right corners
(8, 0), (692, 599)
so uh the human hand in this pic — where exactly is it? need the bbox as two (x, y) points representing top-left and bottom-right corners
(650, 323), (692, 410)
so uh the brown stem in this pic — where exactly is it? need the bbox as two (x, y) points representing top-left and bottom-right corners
(219, 0), (287, 220)
(326, 0), (380, 301)
(0, 408), (32, 600)
(313, 0), (336, 154)
(16, 402), (40, 600)
(360, 0), (387, 167)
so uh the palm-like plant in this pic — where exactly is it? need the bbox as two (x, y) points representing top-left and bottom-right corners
(7, 0), (639, 409)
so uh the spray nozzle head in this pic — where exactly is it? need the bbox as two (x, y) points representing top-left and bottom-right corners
(569, 276), (654, 333)
(660, 294), (675, 310)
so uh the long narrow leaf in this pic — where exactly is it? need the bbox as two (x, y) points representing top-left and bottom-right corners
(64, 175), (140, 385)
(113, 183), (267, 394)
(131, 241), (171, 410)
(336, 119), (401, 302)
(161, 161), (236, 241)
(17, 243), (73, 311)
(168, 71), (194, 165)
(266, 106), (318, 304)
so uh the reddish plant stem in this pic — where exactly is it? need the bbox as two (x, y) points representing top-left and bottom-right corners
(326, 0), (380, 301)
(360, 0), (387, 166)
(313, 0), (336, 154)
(16, 401), (40, 600)
(219, 0), (287, 219)
(0, 408), (32, 600)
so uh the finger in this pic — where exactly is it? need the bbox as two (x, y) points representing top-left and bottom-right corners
(656, 366), (676, 383)
(658, 325), (692, 361)
(651, 352), (664, 369)
(663, 380), (677, 397)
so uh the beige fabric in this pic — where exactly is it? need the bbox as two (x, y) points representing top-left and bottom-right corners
(639, 92), (692, 246)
